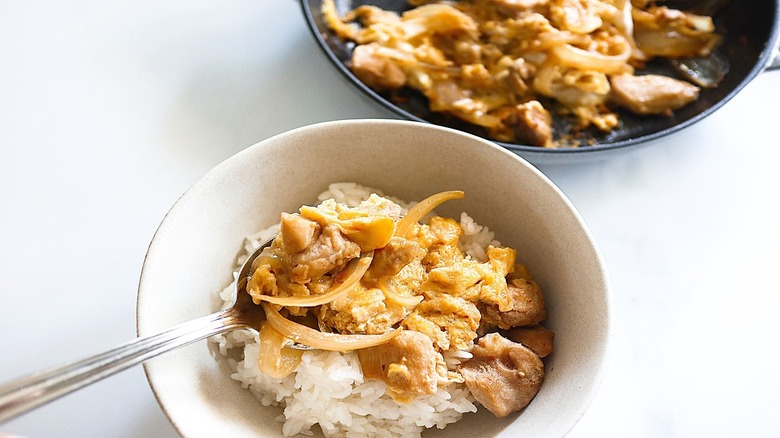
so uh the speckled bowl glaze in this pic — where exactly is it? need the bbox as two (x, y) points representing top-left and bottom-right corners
(137, 119), (611, 437)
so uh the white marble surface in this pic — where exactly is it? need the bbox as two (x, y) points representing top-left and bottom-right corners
(1, 0), (779, 437)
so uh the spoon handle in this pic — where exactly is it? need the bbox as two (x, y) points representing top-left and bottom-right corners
(0, 309), (239, 424)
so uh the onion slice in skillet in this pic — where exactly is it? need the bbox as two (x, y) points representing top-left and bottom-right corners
(550, 40), (631, 74)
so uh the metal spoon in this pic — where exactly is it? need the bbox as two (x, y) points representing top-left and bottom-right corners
(0, 237), (299, 424)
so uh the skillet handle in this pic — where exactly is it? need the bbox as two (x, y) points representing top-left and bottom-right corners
(768, 47), (780, 71)
(767, 24), (780, 71)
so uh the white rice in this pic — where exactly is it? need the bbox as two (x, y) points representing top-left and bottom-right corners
(210, 183), (502, 437)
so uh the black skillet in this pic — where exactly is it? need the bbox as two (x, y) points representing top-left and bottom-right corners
(300, 0), (780, 164)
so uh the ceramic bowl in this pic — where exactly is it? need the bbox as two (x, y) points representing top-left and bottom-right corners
(137, 119), (611, 437)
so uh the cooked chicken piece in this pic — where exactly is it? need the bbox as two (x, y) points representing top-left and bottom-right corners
(364, 236), (426, 285)
(506, 325), (554, 357)
(492, 101), (553, 147)
(351, 43), (407, 90)
(358, 330), (447, 403)
(288, 224), (361, 283)
(516, 101), (552, 147)
(458, 333), (544, 417)
(610, 73), (700, 116)
(481, 277), (547, 329)
(280, 212), (320, 254)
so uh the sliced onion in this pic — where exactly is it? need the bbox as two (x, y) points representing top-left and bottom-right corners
(533, 60), (557, 96)
(395, 190), (465, 237)
(634, 29), (718, 58)
(550, 41), (631, 74)
(254, 252), (374, 307)
(357, 343), (401, 379)
(257, 322), (303, 379)
(380, 282), (424, 307)
(262, 303), (402, 351)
